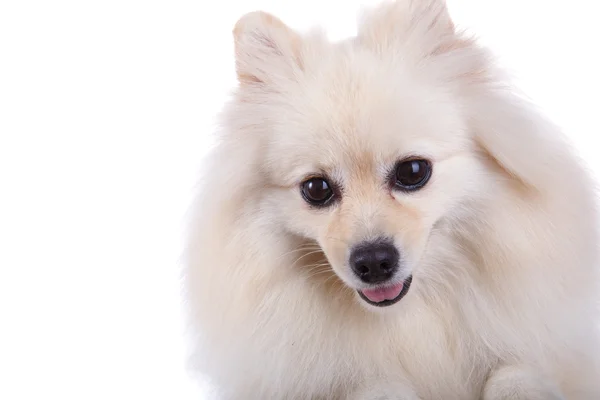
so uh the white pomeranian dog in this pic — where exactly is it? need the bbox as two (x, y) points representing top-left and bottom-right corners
(184, 1), (600, 398)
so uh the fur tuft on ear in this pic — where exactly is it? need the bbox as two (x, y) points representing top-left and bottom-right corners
(232, 11), (303, 86)
(356, 0), (455, 58)
(357, 0), (492, 91)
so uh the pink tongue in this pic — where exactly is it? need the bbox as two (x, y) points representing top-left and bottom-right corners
(361, 282), (404, 303)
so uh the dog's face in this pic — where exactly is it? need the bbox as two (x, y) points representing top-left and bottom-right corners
(231, 2), (489, 308)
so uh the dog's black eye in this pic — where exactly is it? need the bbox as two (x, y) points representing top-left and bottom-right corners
(301, 177), (334, 206)
(394, 159), (431, 191)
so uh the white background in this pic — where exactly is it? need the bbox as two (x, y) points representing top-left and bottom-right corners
(0, 1), (598, 399)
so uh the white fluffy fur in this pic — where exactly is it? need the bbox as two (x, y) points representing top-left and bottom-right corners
(184, 1), (600, 398)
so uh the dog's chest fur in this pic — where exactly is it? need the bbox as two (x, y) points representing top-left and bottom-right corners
(208, 278), (490, 400)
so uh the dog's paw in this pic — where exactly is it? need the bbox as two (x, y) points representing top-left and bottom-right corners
(482, 365), (565, 400)
(348, 382), (420, 400)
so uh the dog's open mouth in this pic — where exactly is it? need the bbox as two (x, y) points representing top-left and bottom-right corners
(357, 276), (412, 307)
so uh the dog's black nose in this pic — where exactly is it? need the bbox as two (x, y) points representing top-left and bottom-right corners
(349, 240), (399, 284)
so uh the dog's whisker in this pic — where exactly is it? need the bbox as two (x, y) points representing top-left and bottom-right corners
(304, 261), (331, 269)
(289, 250), (328, 269)
(275, 246), (322, 262)
(320, 274), (343, 290)
(303, 267), (330, 276)
(301, 260), (330, 269)
(304, 270), (334, 280)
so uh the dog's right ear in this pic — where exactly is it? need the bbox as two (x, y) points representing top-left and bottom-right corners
(233, 11), (303, 87)
(356, 0), (455, 58)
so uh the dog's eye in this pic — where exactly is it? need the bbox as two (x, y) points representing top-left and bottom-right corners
(301, 177), (335, 206)
(394, 159), (432, 191)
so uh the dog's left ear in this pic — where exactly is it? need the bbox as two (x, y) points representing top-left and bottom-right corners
(356, 0), (455, 57)
(232, 11), (303, 87)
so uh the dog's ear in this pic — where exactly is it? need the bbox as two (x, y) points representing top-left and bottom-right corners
(469, 92), (572, 192)
(232, 11), (303, 86)
(356, 0), (455, 56)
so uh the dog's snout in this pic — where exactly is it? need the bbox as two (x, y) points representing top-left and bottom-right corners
(349, 240), (399, 284)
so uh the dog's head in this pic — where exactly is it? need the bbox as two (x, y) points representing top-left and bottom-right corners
(228, 1), (495, 308)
